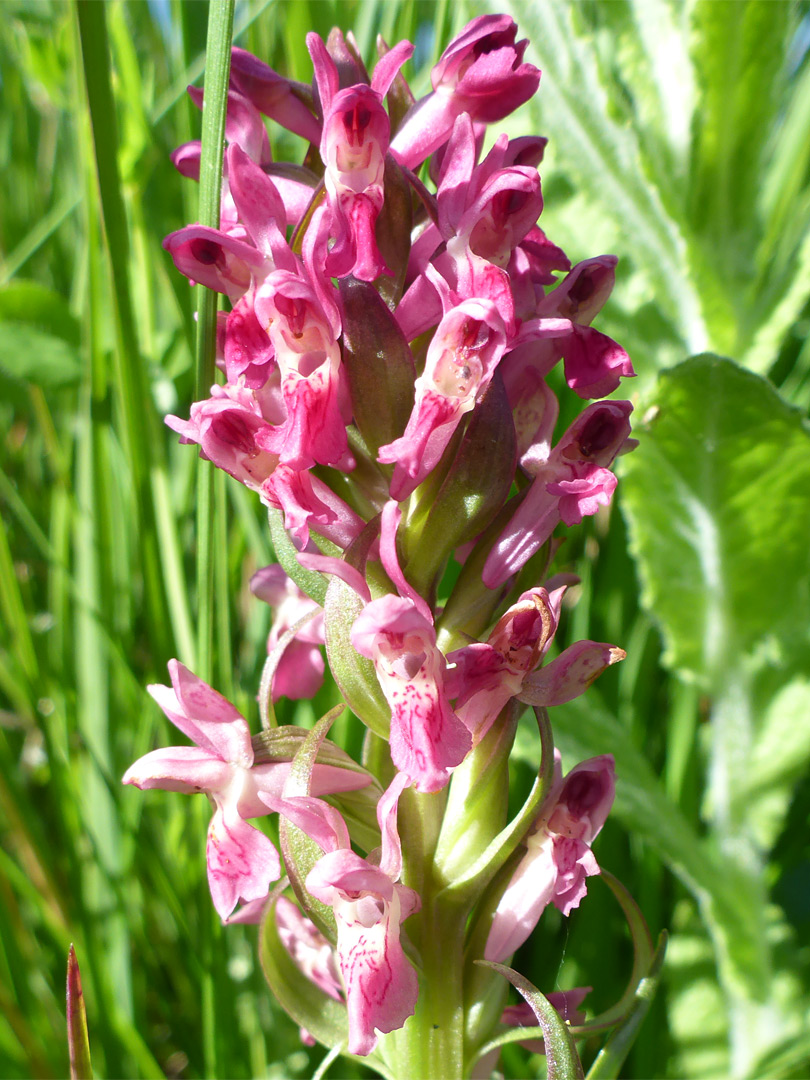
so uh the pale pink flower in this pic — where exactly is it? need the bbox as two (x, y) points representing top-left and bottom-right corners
(123, 661), (369, 920)
(250, 565), (325, 702)
(485, 755), (615, 961)
(351, 595), (471, 792)
(262, 775), (420, 1056)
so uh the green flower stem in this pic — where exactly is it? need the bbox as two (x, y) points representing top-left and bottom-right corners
(194, 0), (234, 684)
(382, 788), (466, 1079)
(191, 4), (234, 1076)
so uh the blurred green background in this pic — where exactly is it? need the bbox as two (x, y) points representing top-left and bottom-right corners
(1, 1), (809, 1077)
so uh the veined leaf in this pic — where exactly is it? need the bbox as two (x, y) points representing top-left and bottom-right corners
(620, 354), (810, 685)
(505, 0), (708, 352)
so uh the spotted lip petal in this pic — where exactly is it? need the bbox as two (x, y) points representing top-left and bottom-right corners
(305, 848), (420, 1055)
(351, 595), (471, 792)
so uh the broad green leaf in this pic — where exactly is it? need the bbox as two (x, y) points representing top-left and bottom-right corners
(744, 221), (810, 378)
(0, 280), (80, 344)
(506, 0), (708, 352)
(0, 322), (83, 388)
(688, 1), (791, 251)
(732, 677), (810, 850)
(620, 354), (810, 686)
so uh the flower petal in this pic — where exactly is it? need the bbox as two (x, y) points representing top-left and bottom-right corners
(206, 800), (281, 920)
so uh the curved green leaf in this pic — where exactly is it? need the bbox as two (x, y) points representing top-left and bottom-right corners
(476, 961), (584, 1080)
(259, 897), (347, 1049)
(323, 575), (391, 739)
(268, 507), (329, 605)
(585, 932), (667, 1080)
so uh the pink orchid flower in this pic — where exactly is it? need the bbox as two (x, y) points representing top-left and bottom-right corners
(253, 269), (348, 470)
(262, 463), (364, 551)
(446, 586), (625, 743)
(485, 754), (615, 962)
(250, 565), (325, 702)
(262, 775), (420, 1056)
(165, 383), (280, 493)
(379, 294), (509, 500)
(391, 15), (540, 169)
(351, 595), (472, 792)
(308, 34), (413, 281)
(484, 400), (634, 588)
(276, 895), (343, 1001)
(122, 660), (369, 920)
(399, 115), (546, 340)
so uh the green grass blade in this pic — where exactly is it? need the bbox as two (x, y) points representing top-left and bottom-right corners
(194, 0), (234, 686)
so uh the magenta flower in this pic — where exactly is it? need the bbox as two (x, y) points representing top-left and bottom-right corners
(228, 46), (323, 145)
(351, 595), (471, 792)
(484, 400), (635, 587)
(163, 225), (265, 300)
(379, 294), (509, 499)
(485, 754), (616, 961)
(250, 565), (325, 701)
(253, 269), (348, 469)
(391, 15), (541, 169)
(122, 660), (369, 919)
(447, 587), (625, 742)
(262, 463), (364, 551)
(165, 384), (279, 493)
(262, 777), (420, 1056)
(308, 34), (413, 281)
(398, 115), (554, 342)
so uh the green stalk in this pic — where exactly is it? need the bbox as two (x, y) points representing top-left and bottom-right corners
(191, 5), (234, 1075)
(382, 790), (466, 1079)
(75, 0), (170, 663)
(194, 0), (234, 684)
